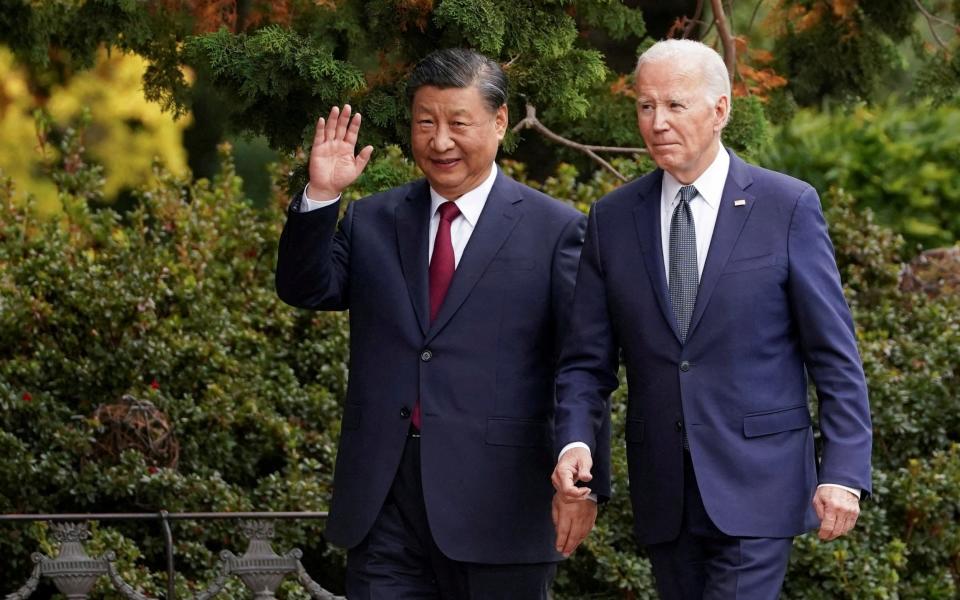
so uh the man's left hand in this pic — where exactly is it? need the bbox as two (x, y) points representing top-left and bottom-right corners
(813, 486), (860, 541)
(552, 492), (598, 557)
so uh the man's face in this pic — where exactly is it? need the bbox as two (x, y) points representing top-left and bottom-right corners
(410, 85), (507, 199)
(635, 60), (728, 184)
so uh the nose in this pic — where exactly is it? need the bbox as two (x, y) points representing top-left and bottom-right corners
(652, 107), (669, 132)
(430, 123), (455, 152)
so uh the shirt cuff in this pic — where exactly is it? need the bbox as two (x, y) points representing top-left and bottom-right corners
(559, 441), (591, 462)
(817, 483), (861, 499)
(559, 442), (596, 502)
(298, 184), (340, 212)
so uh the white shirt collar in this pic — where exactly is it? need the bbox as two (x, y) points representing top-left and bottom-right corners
(661, 144), (729, 209)
(429, 163), (498, 226)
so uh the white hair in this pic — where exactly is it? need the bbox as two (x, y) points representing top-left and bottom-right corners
(635, 39), (732, 127)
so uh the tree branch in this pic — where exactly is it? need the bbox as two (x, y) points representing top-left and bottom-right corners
(683, 0), (705, 39)
(511, 104), (647, 182)
(912, 0), (954, 52)
(744, 0), (764, 39)
(710, 0), (736, 83)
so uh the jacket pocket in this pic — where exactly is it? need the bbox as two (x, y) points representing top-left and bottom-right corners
(743, 404), (811, 438)
(722, 253), (778, 275)
(485, 417), (551, 447)
(486, 257), (536, 272)
(341, 403), (362, 430)
(625, 419), (644, 444)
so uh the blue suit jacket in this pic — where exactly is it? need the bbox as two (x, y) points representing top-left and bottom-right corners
(276, 171), (607, 564)
(556, 151), (872, 544)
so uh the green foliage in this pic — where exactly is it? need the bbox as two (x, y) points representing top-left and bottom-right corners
(910, 0), (960, 108)
(0, 0), (190, 112)
(552, 77), (644, 152)
(0, 137), (349, 593)
(181, 0), (622, 155)
(770, 1), (913, 106)
(573, 0), (647, 42)
(433, 0), (507, 55)
(184, 25), (367, 150)
(761, 101), (960, 250)
(723, 95), (772, 163)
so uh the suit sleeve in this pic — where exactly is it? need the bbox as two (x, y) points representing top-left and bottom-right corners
(787, 186), (873, 495)
(275, 192), (353, 311)
(555, 204), (619, 499)
(551, 211), (587, 352)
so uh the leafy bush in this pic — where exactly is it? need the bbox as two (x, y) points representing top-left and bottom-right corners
(0, 135), (348, 596)
(760, 101), (960, 251)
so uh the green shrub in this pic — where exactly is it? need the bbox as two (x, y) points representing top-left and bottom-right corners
(0, 135), (349, 595)
(761, 102), (960, 251)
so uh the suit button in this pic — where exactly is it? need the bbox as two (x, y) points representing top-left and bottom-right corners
(421, 349), (433, 362)
(399, 406), (411, 419)
(679, 361), (690, 372)
(675, 421), (683, 432)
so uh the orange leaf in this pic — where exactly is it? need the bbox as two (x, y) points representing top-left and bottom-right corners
(734, 35), (748, 54)
(832, 0), (857, 21)
(750, 49), (774, 64)
(192, 0), (238, 33)
(609, 75), (636, 99)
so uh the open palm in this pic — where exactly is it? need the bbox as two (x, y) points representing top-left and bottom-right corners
(308, 104), (374, 200)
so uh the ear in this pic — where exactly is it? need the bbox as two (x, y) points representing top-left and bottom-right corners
(714, 95), (730, 132)
(495, 104), (508, 140)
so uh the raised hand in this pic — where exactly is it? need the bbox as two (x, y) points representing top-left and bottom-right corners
(307, 104), (374, 201)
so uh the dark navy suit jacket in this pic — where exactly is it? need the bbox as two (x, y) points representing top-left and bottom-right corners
(556, 151), (872, 545)
(276, 171), (609, 564)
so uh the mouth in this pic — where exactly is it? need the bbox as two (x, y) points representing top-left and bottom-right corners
(431, 158), (462, 170)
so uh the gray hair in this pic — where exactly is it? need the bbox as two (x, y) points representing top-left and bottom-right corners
(635, 39), (731, 127)
(405, 48), (508, 114)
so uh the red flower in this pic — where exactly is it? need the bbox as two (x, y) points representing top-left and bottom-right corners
(22, 392), (32, 402)
(150, 379), (160, 390)
(147, 466), (159, 475)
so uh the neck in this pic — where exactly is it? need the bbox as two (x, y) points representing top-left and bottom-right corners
(673, 140), (721, 185)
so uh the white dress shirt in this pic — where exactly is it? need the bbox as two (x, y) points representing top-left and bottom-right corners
(659, 145), (728, 282)
(560, 143), (860, 499)
(299, 164), (498, 269)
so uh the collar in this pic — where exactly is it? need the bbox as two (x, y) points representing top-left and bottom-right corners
(662, 144), (730, 210)
(429, 163), (497, 226)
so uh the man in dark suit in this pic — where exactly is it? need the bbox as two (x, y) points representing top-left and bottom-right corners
(551, 39), (873, 599)
(276, 48), (605, 599)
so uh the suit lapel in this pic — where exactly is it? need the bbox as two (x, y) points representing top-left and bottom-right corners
(396, 181), (432, 336)
(686, 152), (756, 340)
(425, 172), (522, 344)
(632, 171), (681, 342)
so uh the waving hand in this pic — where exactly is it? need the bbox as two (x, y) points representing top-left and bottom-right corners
(307, 104), (374, 201)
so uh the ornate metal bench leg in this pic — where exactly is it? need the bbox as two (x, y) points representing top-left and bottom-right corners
(193, 551), (234, 600)
(4, 556), (42, 600)
(102, 552), (158, 600)
(291, 552), (344, 600)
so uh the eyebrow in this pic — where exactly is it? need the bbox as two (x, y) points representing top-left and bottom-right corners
(636, 95), (689, 104)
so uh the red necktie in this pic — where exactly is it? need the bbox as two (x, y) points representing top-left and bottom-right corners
(412, 200), (461, 430)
